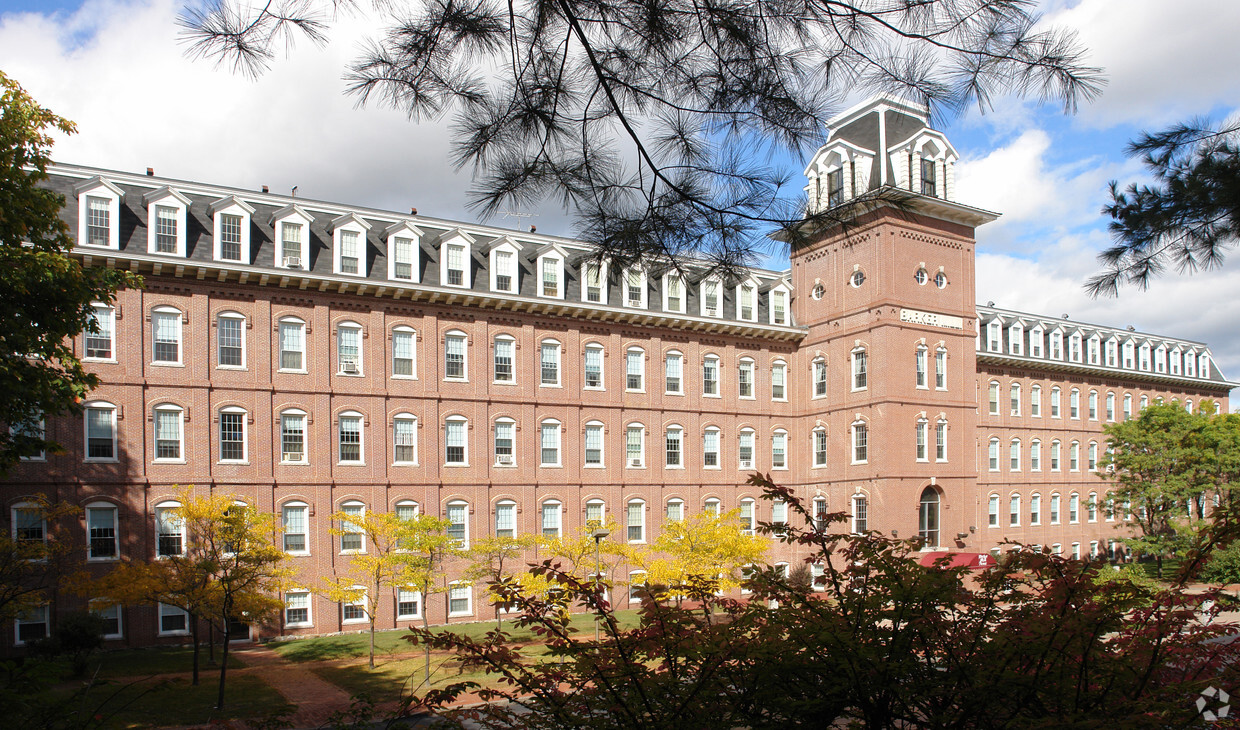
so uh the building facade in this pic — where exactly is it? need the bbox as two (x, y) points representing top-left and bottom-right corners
(4, 96), (1232, 648)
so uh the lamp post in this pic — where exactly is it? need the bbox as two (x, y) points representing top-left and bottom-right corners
(591, 526), (610, 642)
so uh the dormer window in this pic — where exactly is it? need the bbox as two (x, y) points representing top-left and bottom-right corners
(209, 196), (255, 264)
(1029, 326), (1043, 358)
(1008, 324), (1023, 356)
(769, 284), (791, 326)
(737, 280), (758, 322)
(1122, 341), (1135, 369)
(439, 229), (475, 289)
(623, 267), (647, 308)
(1170, 347), (1182, 375)
(385, 222), (423, 283)
(331, 213), (371, 276)
(827, 168), (844, 207)
(143, 187), (190, 257)
(269, 204), (314, 270)
(920, 157), (937, 196)
(486, 236), (520, 294)
(1050, 330), (1063, 360)
(663, 274), (685, 313)
(1069, 333), (1082, 363)
(1088, 336), (1100, 365)
(700, 278), (722, 317)
(74, 177), (123, 250)
(987, 321), (1001, 352)
(1185, 351), (1197, 377)
(582, 260), (607, 303)
(1106, 339), (1118, 367)
(1138, 343), (1151, 371)
(535, 243), (566, 299)
(1155, 345), (1167, 373)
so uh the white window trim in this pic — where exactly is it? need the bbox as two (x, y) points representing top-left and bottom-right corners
(341, 586), (369, 624)
(396, 588), (423, 620)
(626, 499), (647, 544)
(84, 303), (117, 363)
(584, 420), (606, 468)
(216, 311), (247, 370)
(277, 317), (308, 373)
(152, 404), (185, 463)
(336, 322), (364, 376)
(851, 420), (868, 464)
(625, 347), (645, 393)
(337, 411), (366, 466)
(143, 187), (191, 257)
(284, 590), (314, 628)
(738, 357), (756, 400)
(11, 501), (47, 547)
(738, 428), (756, 469)
(487, 236), (521, 294)
(771, 359), (788, 402)
(494, 417), (517, 467)
(74, 177), (123, 250)
(540, 339), (562, 388)
(495, 499), (518, 537)
(540, 500), (563, 538)
(94, 602), (124, 640)
(209, 196), (255, 264)
(703, 354), (721, 398)
(771, 428), (789, 470)
(217, 406), (248, 464)
(330, 213), (372, 277)
(338, 501), (367, 554)
(151, 305), (185, 367)
(736, 278), (760, 322)
(392, 413), (419, 466)
(445, 416), (470, 467)
(440, 228), (476, 289)
(662, 273), (686, 314)
(158, 603), (191, 637)
(768, 283), (791, 326)
(279, 409), (309, 465)
(444, 329), (469, 382)
(391, 326), (418, 380)
(281, 501), (310, 555)
(583, 343), (605, 390)
(447, 581), (473, 617)
(702, 426), (722, 470)
(665, 350), (684, 395)
(385, 221), (423, 283)
(625, 423), (646, 468)
(665, 426), (685, 469)
(84, 401), (118, 463)
(699, 276), (723, 318)
(271, 204), (314, 270)
(540, 419), (563, 467)
(622, 266), (648, 309)
(535, 243), (567, 299)
(581, 259), (609, 304)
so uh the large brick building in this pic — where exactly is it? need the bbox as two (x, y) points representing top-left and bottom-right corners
(5, 95), (1232, 648)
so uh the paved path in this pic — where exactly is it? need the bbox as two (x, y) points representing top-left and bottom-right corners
(228, 644), (357, 729)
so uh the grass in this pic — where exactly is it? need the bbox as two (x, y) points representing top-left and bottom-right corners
(270, 609), (642, 664)
(1132, 557), (1184, 581)
(42, 674), (290, 729)
(87, 646), (245, 679)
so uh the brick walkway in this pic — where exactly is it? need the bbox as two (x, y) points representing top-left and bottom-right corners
(227, 644), (358, 728)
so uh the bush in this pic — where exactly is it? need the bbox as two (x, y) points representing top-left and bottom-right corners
(29, 612), (108, 677)
(1202, 541), (1240, 585)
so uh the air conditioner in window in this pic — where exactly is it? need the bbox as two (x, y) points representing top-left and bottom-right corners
(630, 458), (642, 467)
(341, 359), (359, 374)
(740, 460), (753, 469)
(496, 455), (514, 466)
(283, 256), (302, 269)
(282, 452), (302, 462)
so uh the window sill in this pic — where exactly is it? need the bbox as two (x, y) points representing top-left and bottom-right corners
(219, 460), (250, 466)
(337, 462), (367, 467)
(84, 458), (119, 464)
(285, 622), (313, 629)
(285, 551), (311, 557)
(83, 358), (118, 364)
(493, 380), (517, 386)
(539, 384), (562, 389)
(664, 465), (684, 470)
(392, 461), (419, 467)
(583, 464), (605, 469)
(739, 396), (756, 401)
(493, 463), (516, 468)
(703, 465), (721, 470)
(158, 630), (190, 637)
(153, 459), (187, 465)
(337, 372), (364, 378)
(280, 461), (309, 466)
(217, 365), (247, 371)
(391, 375), (418, 381)
(539, 464), (563, 469)
(151, 362), (185, 368)
(625, 389), (646, 394)
(87, 556), (119, 563)
(342, 618), (368, 625)
(448, 611), (473, 618)
(703, 393), (721, 398)
(396, 615), (421, 622)
(444, 463), (469, 468)
(665, 391), (684, 397)
(443, 378), (469, 384)
(277, 368), (308, 374)
(626, 464), (646, 469)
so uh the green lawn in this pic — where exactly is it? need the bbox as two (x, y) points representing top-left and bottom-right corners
(39, 674), (290, 729)
(88, 646), (245, 679)
(314, 642), (556, 700)
(270, 609), (641, 664)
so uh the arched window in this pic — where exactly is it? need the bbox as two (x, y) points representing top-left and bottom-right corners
(280, 408), (307, 464)
(217, 311), (246, 368)
(540, 338), (561, 386)
(702, 427), (721, 468)
(338, 410), (364, 464)
(665, 425), (684, 467)
(1030, 384), (1042, 417)
(540, 419), (562, 466)
(393, 413), (417, 465)
(495, 499), (517, 537)
(1088, 492), (1098, 522)
(444, 329), (468, 381)
(739, 427), (755, 469)
(1069, 493), (1080, 524)
(625, 423), (645, 468)
(771, 429), (788, 469)
(445, 416), (469, 466)
(703, 354), (720, 396)
(1030, 439), (1042, 471)
(155, 500), (184, 558)
(337, 321), (363, 375)
(852, 348), (868, 390)
(813, 426), (828, 467)
(541, 500), (562, 537)
(627, 499), (646, 542)
(771, 359), (787, 400)
(1050, 386), (1061, 418)
(738, 357), (755, 398)
(1088, 390), (1098, 420)
(219, 406), (247, 463)
(1106, 392), (1116, 421)
(919, 488), (940, 547)
(583, 343), (604, 389)
(1030, 493), (1041, 525)
(339, 500), (366, 552)
(1009, 493), (1021, 527)
(392, 326), (417, 378)
(988, 437), (1000, 471)
(1069, 388), (1080, 419)
(935, 347), (947, 389)
(851, 495), (868, 534)
(584, 420), (605, 466)
(151, 305), (183, 365)
(281, 501), (309, 554)
(665, 350), (683, 394)
(739, 497), (756, 535)
(664, 498), (683, 523)
(1050, 440), (1061, 471)
(935, 418), (947, 462)
(988, 495), (999, 526)
(85, 303), (116, 361)
(446, 500), (469, 547)
(915, 419), (929, 461)
(278, 316), (307, 372)
(493, 334), (515, 383)
(704, 497), (721, 516)
(988, 381), (999, 415)
(1010, 383), (1021, 416)
(626, 347), (645, 391)
(915, 345), (928, 388)
(852, 420), (868, 463)
(586, 499), (606, 527)
(812, 357), (827, 397)
(1010, 438), (1021, 471)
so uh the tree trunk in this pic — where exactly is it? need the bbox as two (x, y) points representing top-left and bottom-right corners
(190, 615), (200, 686)
(422, 611), (431, 687)
(369, 616), (376, 670)
(216, 615), (231, 710)
(207, 621), (215, 665)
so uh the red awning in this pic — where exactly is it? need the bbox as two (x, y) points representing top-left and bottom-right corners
(917, 551), (992, 570)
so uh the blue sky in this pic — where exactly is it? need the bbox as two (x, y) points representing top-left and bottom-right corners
(4, 0), (1240, 390)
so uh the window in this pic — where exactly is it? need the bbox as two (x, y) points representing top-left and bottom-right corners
(1050, 494), (1061, 524)
(87, 503), (118, 560)
(539, 253), (563, 298)
(664, 499), (683, 523)
(916, 419), (928, 461)
(915, 346), (927, 388)
(988, 381), (1000, 415)
(337, 323), (362, 375)
(342, 589), (367, 623)
(738, 358), (755, 398)
(1050, 387), (1061, 418)
(626, 424), (644, 467)
(627, 500), (645, 542)
(1010, 438), (1021, 471)
(83, 193), (117, 248)
(584, 261), (605, 303)
(772, 430), (787, 469)
(494, 418), (515, 466)
(987, 321), (1002, 352)
(585, 421), (604, 466)
(852, 349), (867, 389)
(988, 438), (1000, 471)
(700, 278), (721, 317)
(1030, 384), (1041, 417)
(1140, 394), (1148, 411)
(1088, 390), (1098, 420)
(737, 281), (757, 321)
(771, 361), (787, 400)
(389, 226), (420, 281)
(1010, 383), (1021, 416)
(1069, 493), (1080, 524)
(739, 428), (755, 469)
(851, 269), (865, 287)
(85, 403), (117, 460)
(85, 304), (115, 360)
(155, 502), (184, 557)
(813, 428), (827, 467)
(703, 427), (720, 468)
(988, 495), (999, 527)
(739, 498), (756, 535)
(626, 348), (644, 390)
(540, 340), (561, 386)
(665, 426), (683, 467)
(219, 214), (243, 261)
(813, 358), (827, 397)
(1088, 442), (1098, 471)
(1008, 325), (1024, 355)
(393, 414), (417, 465)
(935, 348), (947, 389)
(158, 603), (189, 635)
(278, 317), (306, 371)
(573, 499), (601, 530)
(1088, 492), (1098, 522)
(935, 419), (947, 462)
(624, 267), (646, 308)
(629, 571), (649, 603)
(282, 502), (308, 553)
(1030, 494), (1041, 525)
(443, 238), (470, 288)
(852, 421), (867, 463)
(217, 313), (245, 368)
(448, 583), (472, 616)
(1009, 494), (1021, 526)
(93, 603), (122, 639)
(1030, 439), (1041, 471)
(584, 345), (604, 389)
(664, 275), (685, 313)
(541, 501), (562, 537)
(152, 307), (183, 364)
(1070, 441), (1080, 472)
(813, 496), (827, 532)
(540, 419), (561, 466)
(491, 335), (515, 383)
(665, 351), (683, 393)
(920, 157), (937, 196)
(12, 503), (45, 546)
(919, 488), (940, 547)
(495, 500), (517, 537)
(770, 287), (789, 325)
(392, 327), (416, 378)
(703, 355), (719, 396)
(1106, 392), (1115, 421)
(338, 230), (363, 275)
(275, 209), (312, 270)
(849, 495), (869, 534)
(338, 412), (363, 464)
(445, 417), (468, 465)
(340, 502), (365, 552)
(151, 405), (184, 461)
(397, 588), (421, 620)
(1051, 331), (1063, 360)
(1050, 440), (1061, 471)
(445, 331), (467, 380)
(1124, 393), (1133, 420)
(280, 410), (307, 464)
(446, 501), (469, 547)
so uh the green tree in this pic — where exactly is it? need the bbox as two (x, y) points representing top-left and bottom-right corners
(1090, 117), (1240, 296)
(322, 508), (426, 669)
(1101, 400), (1218, 577)
(402, 514), (459, 688)
(181, 1), (1100, 268)
(0, 71), (138, 471)
(0, 498), (78, 625)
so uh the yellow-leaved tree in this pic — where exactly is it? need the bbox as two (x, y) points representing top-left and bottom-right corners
(633, 508), (768, 618)
(401, 514), (459, 687)
(528, 519), (632, 615)
(462, 534), (538, 630)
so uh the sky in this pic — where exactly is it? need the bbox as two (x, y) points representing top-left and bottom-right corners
(2, 0), (1239, 393)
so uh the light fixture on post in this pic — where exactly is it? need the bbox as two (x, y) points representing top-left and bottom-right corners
(592, 526), (610, 643)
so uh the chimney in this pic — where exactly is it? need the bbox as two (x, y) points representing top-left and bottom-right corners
(261, 185), (269, 194)
(530, 225), (537, 232)
(410, 207), (418, 216)
(291, 186), (298, 198)
(146, 167), (154, 176)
